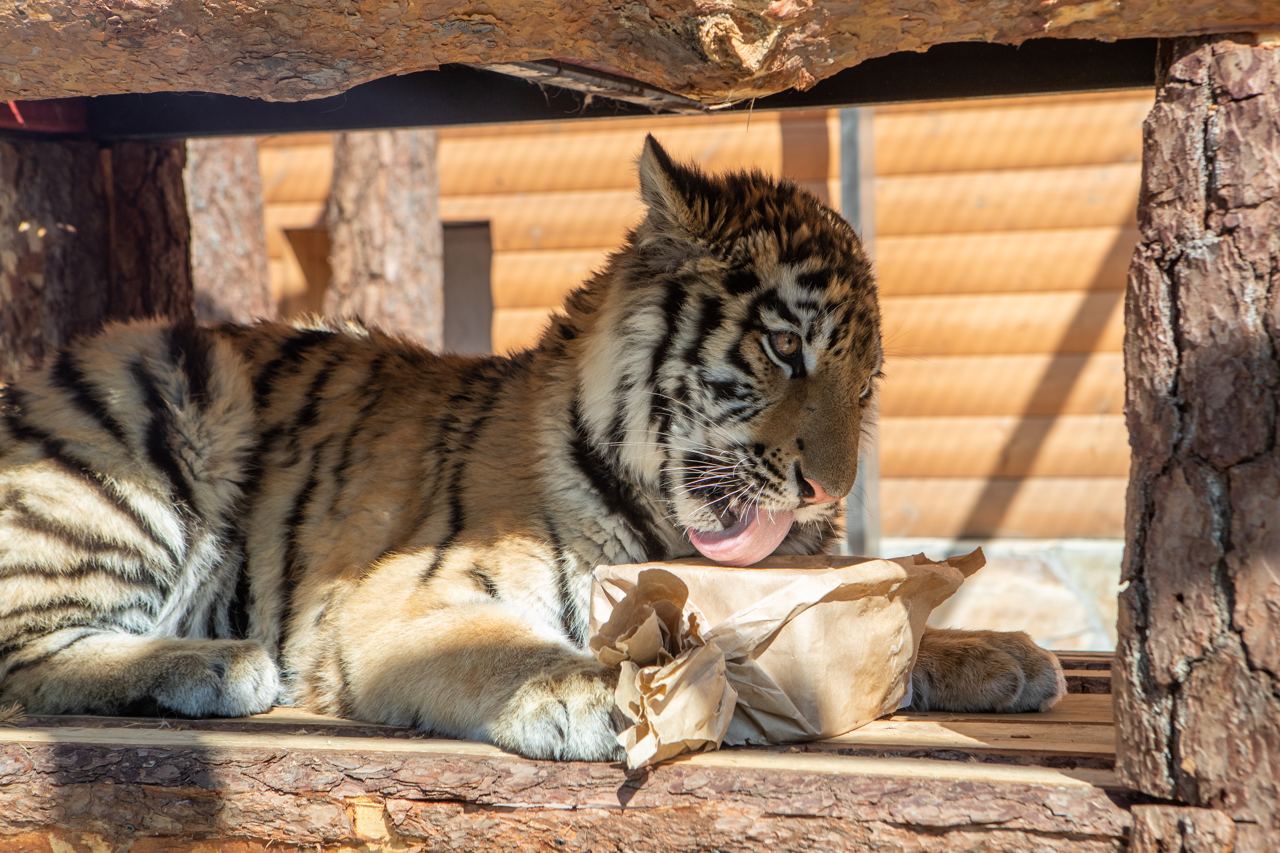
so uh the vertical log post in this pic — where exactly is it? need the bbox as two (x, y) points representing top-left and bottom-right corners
(324, 129), (444, 348)
(0, 139), (111, 379)
(1119, 34), (1280, 849)
(185, 138), (274, 323)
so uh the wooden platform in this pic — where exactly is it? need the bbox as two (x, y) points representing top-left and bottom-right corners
(0, 652), (1135, 851)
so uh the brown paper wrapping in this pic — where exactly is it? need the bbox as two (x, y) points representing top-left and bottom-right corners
(589, 551), (984, 768)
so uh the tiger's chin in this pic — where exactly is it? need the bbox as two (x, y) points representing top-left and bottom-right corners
(687, 504), (796, 566)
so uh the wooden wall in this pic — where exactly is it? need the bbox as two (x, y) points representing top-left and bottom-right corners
(873, 91), (1148, 539)
(257, 90), (1150, 541)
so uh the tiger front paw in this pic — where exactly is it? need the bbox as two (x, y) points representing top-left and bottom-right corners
(909, 629), (1066, 713)
(488, 659), (624, 762)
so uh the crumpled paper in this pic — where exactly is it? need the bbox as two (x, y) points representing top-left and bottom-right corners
(590, 551), (984, 768)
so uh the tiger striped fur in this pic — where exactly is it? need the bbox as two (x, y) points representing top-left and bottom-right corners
(0, 138), (1063, 760)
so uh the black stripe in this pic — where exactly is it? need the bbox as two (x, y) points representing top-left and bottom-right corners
(0, 558), (162, 593)
(1, 391), (181, 565)
(283, 351), (344, 466)
(0, 592), (157, 624)
(227, 537), (253, 639)
(130, 361), (198, 512)
(568, 397), (666, 559)
(796, 269), (831, 291)
(277, 437), (332, 654)
(417, 369), (510, 586)
(541, 517), (584, 647)
(467, 566), (500, 599)
(724, 267), (760, 295)
(3, 629), (97, 675)
(168, 323), (213, 410)
(330, 356), (387, 500)
(253, 328), (336, 410)
(50, 350), (130, 447)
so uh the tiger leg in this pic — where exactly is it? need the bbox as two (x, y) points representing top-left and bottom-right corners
(315, 580), (620, 760)
(908, 628), (1066, 713)
(0, 630), (279, 717)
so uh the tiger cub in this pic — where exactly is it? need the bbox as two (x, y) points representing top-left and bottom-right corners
(0, 137), (1063, 759)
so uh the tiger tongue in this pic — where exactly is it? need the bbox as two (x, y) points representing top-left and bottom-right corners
(687, 506), (795, 567)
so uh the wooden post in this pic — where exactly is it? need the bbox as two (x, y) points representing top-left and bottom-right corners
(1118, 34), (1280, 849)
(185, 138), (274, 323)
(0, 139), (111, 379)
(0, 139), (201, 380)
(324, 129), (444, 348)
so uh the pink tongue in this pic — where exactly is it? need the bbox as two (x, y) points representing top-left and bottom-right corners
(688, 506), (796, 566)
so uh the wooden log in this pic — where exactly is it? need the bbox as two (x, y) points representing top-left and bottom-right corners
(879, 353), (1125, 418)
(1130, 806), (1239, 853)
(874, 164), (1140, 237)
(878, 414), (1129, 479)
(324, 130), (444, 348)
(0, 139), (111, 380)
(875, 228), (1137, 297)
(1117, 34), (1280, 847)
(103, 141), (195, 324)
(879, 476), (1126, 539)
(873, 93), (1151, 176)
(185, 138), (274, 323)
(0, 723), (1133, 850)
(1, 2), (1274, 105)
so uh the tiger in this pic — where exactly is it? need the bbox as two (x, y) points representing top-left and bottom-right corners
(0, 137), (1064, 760)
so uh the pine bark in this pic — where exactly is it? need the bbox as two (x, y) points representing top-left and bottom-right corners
(324, 129), (444, 349)
(1118, 34), (1280, 850)
(0, 140), (111, 379)
(2, 2), (1277, 105)
(186, 138), (274, 324)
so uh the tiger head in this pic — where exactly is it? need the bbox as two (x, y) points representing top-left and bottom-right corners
(564, 136), (882, 565)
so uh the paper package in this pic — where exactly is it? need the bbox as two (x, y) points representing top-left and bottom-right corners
(589, 551), (984, 768)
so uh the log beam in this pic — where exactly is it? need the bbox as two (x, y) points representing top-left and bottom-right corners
(1118, 33), (1280, 850)
(0, 3), (1275, 106)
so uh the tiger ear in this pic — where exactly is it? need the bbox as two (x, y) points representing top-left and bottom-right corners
(638, 135), (704, 234)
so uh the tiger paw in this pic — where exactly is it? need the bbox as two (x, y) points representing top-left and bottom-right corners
(909, 629), (1066, 713)
(488, 660), (623, 761)
(150, 640), (280, 717)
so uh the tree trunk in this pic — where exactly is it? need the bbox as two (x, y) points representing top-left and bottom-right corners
(1118, 34), (1280, 850)
(0, 140), (111, 379)
(324, 129), (443, 349)
(185, 137), (274, 324)
(0, 139), (200, 381)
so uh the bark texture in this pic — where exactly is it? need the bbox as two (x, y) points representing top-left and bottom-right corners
(105, 141), (194, 324)
(1118, 34), (1280, 851)
(0, 140), (111, 380)
(0, 140), (197, 381)
(0, 739), (1133, 851)
(324, 130), (444, 349)
(186, 138), (274, 324)
(0, 2), (1275, 105)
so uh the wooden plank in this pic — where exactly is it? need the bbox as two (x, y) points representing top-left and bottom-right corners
(491, 247), (609, 310)
(875, 164), (1140, 237)
(1065, 670), (1113, 695)
(881, 290), (1124, 356)
(873, 89), (1154, 115)
(895, 692), (1113, 726)
(879, 476), (1127, 539)
(0, 723), (1115, 788)
(259, 140), (332, 205)
(879, 353), (1125, 417)
(441, 180), (833, 252)
(1056, 651), (1116, 671)
(876, 227), (1137, 297)
(873, 95), (1150, 176)
(878, 414), (1129, 478)
(817, 717), (1114, 757)
(493, 306), (556, 353)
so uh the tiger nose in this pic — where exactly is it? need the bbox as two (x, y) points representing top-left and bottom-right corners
(797, 471), (841, 505)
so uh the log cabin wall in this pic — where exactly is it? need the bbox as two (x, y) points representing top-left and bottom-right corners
(256, 93), (1151, 646)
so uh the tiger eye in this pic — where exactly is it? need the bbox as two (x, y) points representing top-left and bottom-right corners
(769, 330), (801, 358)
